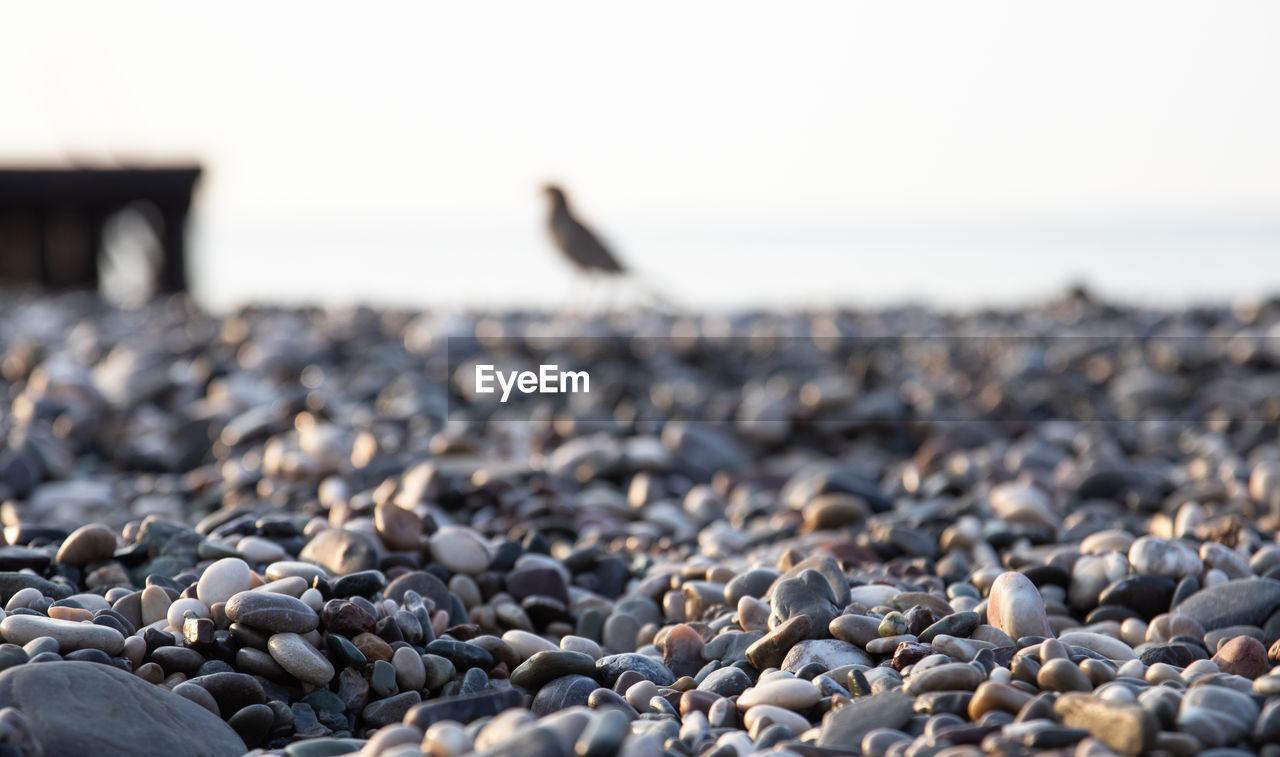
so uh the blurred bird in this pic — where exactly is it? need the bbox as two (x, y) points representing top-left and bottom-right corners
(541, 183), (674, 309)
(542, 184), (626, 276)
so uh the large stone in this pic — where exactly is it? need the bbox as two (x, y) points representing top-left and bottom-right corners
(986, 571), (1053, 641)
(299, 529), (378, 576)
(817, 690), (913, 748)
(1055, 693), (1158, 755)
(1175, 578), (1280, 631)
(0, 661), (245, 756)
(225, 590), (319, 633)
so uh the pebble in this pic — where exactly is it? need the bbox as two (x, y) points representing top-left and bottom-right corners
(54, 523), (117, 565)
(986, 571), (1053, 641)
(225, 590), (319, 633)
(268, 632), (336, 686)
(428, 525), (492, 575)
(196, 557), (253, 606)
(736, 677), (821, 711)
(0, 661), (245, 756)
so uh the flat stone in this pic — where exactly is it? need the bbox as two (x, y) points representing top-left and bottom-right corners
(225, 590), (318, 633)
(511, 650), (596, 691)
(1129, 536), (1202, 578)
(829, 613), (881, 646)
(697, 666), (753, 697)
(55, 524), (117, 565)
(531, 673), (598, 716)
(425, 639), (493, 671)
(1176, 683), (1260, 748)
(918, 611), (980, 644)
(1175, 578), (1280, 631)
(737, 677), (821, 711)
(817, 690), (913, 748)
(781, 638), (871, 671)
(429, 526), (492, 575)
(1097, 575), (1177, 620)
(0, 661), (244, 756)
(361, 690), (421, 727)
(403, 688), (525, 730)
(0, 573), (72, 602)
(268, 632), (335, 686)
(299, 529), (378, 576)
(595, 653), (675, 687)
(1055, 692), (1158, 755)
(0, 614), (124, 654)
(1056, 631), (1137, 661)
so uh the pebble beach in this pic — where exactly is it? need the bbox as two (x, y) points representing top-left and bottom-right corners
(3, 289), (1280, 757)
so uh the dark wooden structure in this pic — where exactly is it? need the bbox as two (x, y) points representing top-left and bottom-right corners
(0, 166), (201, 293)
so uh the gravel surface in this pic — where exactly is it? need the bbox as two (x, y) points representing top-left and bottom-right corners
(2, 289), (1280, 756)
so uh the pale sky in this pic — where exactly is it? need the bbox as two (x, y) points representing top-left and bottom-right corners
(3, 1), (1279, 309)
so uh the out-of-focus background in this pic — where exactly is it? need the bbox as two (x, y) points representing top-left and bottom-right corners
(2, 0), (1279, 311)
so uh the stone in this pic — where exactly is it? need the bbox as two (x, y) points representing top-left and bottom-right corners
(224, 590), (318, 633)
(268, 632), (336, 686)
(986, 571), (1053, 641)
(781, 638), (871, 671)
(196, 557), (252, 606)
(769, 571), (841, 632)
(1129, 536), (1202, 578)
(817, 690), (913, 748)
(531, 673), (598, 716)
(746, 615), (811, 669)
(362, 690), (421, 727)
(0, 614), (124, 654)
(374, 501), (422, 551)
(1054, 692), (1158, 755)
(1096, 575), (1176, 620)
(1175, 683), (1260, 748)
(299, 529), (378, 576)
(918, 611), (980, 644)
(429, 525), (492, 575)
(55, 524), (116, 565)
(404, 688), (526, 731)
(595, 654), (675, 687)
(737, 678), (821, 711)
(0, 661), (244, 756)
(829, 613), (882, 646)
(511, 650), (596, 691)
(697, 666), (752, 697)
(1211, 635), (1268, 678)
(393, 645), (427, 692)
(1175, 578), (1280, 631)
(1056, 631), (1137, 661)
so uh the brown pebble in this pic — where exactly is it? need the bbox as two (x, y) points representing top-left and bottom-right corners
(968, 681), (1033, 719)
(1213, 635), (1268, 679)
(353, 632), (393, 662)
(745, 615), (812, 670)
(47, 606), (92, 622)
(374, 501), (422, 551)
(680, 689), (722, 717)
(891, 641), (933, 671)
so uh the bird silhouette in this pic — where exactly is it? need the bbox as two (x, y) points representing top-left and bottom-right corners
(542, 184), (626, 275)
